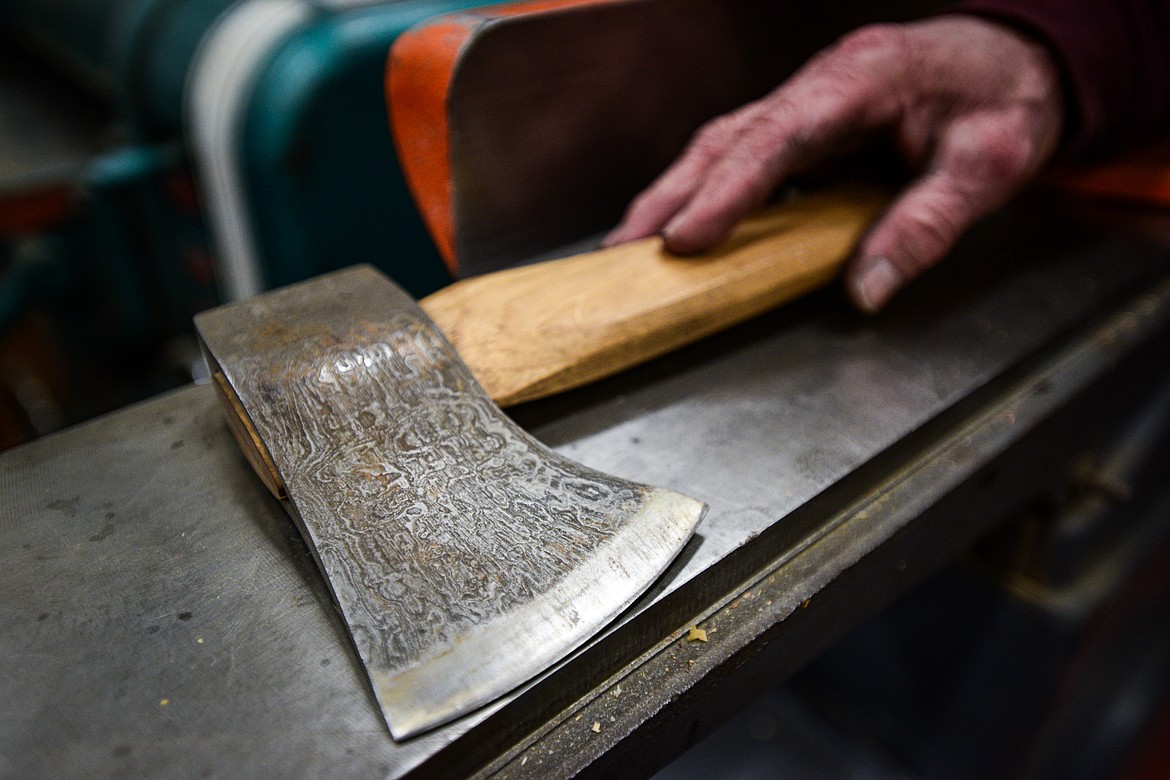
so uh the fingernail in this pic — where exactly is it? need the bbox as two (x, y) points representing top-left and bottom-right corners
(855, 256), (903, 313)
(662, 214), (685, 242)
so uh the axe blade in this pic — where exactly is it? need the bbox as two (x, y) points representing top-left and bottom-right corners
(195, 266), (704, 738)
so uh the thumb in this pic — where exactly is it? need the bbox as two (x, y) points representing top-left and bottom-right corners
(846, 168), (998, 313)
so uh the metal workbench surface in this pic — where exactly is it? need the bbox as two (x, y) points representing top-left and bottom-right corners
(3, 195), (1170, 779)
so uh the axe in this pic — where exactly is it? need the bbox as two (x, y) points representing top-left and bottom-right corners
(194, 184), (884, 739)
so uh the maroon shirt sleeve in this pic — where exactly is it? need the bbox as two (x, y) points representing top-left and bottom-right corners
(954, 0), (1170, 158)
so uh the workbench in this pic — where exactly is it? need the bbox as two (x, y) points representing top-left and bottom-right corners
(4, 194), (1170, 778)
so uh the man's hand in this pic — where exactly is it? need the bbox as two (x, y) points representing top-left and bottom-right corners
(604, 17), (1065, 312)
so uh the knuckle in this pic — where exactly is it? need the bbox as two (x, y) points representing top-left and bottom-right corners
(833, 24), (908, 62)
(692, 112), (743, 152)
(976, 132), (1036, 184)
(802, 27), (905, 123)
(740, 102), (800, 155)
(688, 102), (802, 201)
(946, 114), (1048, 188)
(895, 197), (966, 272)
(722, 125), (796, 197)
(753, 90), (848, 156)
(627, 189), (658, 216)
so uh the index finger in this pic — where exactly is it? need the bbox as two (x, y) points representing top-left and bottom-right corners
(604, 102), (771, 246)
(662, 29), (908, 253)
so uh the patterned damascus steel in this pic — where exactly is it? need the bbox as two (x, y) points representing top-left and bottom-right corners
(194, 266), (705, 739)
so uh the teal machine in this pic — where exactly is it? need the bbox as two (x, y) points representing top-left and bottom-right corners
(183, 0), (495, 300)
(0, 0), (492, 440)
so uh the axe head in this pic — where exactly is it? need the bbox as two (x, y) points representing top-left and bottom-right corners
(194, 266), (704, 739)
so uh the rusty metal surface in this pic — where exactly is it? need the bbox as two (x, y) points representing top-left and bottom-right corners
(193, 266), (704, 738)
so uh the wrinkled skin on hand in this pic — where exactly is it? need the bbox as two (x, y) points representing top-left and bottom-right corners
(604, 17), (1065, 312)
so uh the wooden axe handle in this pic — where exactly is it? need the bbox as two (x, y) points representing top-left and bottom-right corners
(420, 184), (888, 407)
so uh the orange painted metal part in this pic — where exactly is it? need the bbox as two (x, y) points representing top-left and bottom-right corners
(1049, 137), (1170, 209)
(386, 0), (623, 275)
(388, 2), (1170, 274)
